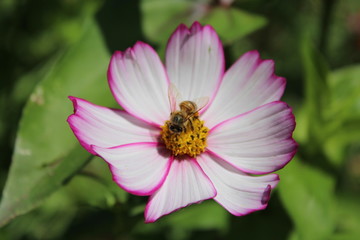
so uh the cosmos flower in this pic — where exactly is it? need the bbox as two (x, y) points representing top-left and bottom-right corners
(67, 22), (297, 223)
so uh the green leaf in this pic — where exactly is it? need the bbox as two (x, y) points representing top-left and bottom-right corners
(81, 156), (128, 204)
(278, 157), (336, 240)
(11, 53), (63, 105)
(134, 201), (229, 240)
(326, 64), (360, 128)
(165, 201), (228, 234)
(141, 0), (267, 48)
(321, 65), (360, 166)
(141, 0), (193, 45)
(328, 193), (360, 240)
(3, 182), (77, 240)
(292, 104), (310, 145)
(288, 231), (301, 240)
(322, 122), (360, 168)
(328, 65), (360, 117)
(0, 19), (115, 227)
(201, 7), (267, 44)
(2, 169), (123, 240)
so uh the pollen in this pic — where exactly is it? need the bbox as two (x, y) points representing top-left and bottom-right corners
(161, 115), (209, 158)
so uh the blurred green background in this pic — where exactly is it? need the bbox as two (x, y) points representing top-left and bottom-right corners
(0, 0), (360, 239)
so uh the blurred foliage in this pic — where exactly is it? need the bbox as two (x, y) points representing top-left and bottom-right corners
(278, 157), (336, 240)
(0, 18), (114, 227)
(0, 0), (359, 239)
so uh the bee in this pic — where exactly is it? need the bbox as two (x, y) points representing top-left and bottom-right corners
(167, 84), (208, 134)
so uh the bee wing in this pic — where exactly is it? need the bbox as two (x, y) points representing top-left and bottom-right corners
(168, 83), (182, 112)
(192, 96), (209, 112)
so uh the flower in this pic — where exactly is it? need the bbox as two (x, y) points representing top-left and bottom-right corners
(67, 22), (297, 223)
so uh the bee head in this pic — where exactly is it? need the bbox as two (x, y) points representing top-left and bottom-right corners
(169, 124), (183, 133)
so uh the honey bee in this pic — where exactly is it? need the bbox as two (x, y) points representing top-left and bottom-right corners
(167, 84), (208, 134)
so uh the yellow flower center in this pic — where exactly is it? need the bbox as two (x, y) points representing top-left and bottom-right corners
(161, 114), (209, 158)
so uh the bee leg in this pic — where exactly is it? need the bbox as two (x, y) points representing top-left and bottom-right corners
(188, 117), (194, 132)
(182, 122), (187, 133)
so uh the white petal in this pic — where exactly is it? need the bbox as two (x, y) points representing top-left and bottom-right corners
(67, 97), (159, 155)
(202, 50), (286, 128)
(166, 22), (224, 106)
(207, 101), (297, 174)
(198, 152), (279, 216)
(92, 143), (171, 196)
(145, 158), (216, 223)
(108, 42), (170, 126)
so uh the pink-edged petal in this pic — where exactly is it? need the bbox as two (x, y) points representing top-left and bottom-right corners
(202, 50), (286, 128)
(198, 152), (279, 216)
(145, 158), (216, 223)
(165, 22), (224, 107)
(92, 143), (172, 196)
(67, 97), (159, 155)
(207, 101), (297, 174)
(108, 42), (170, 126)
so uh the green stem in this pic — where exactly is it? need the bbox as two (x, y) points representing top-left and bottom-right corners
(319, 0), (337, 56)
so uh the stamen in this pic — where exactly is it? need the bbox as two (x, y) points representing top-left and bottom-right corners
(161, 116), (209, 158)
